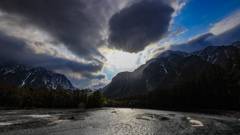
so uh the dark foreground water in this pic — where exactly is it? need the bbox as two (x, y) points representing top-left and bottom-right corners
(0, 108), (240, 135)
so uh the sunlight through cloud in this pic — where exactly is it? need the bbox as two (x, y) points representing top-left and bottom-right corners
(105, 50), (139, 72)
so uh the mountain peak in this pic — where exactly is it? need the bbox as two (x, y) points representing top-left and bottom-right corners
(157, 50), (189, 58)
(0, 62), (75, 89)
(231, 41), (240, 48)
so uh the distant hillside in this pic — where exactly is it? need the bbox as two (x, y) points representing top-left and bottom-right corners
(0, 63), (75, 89)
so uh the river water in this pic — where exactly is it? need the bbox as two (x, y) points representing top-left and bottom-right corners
(1, 108), (240, 134)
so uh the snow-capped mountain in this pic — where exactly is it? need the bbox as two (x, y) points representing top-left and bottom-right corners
(194, 45), (240, 68)
(0, 63), (75, 89)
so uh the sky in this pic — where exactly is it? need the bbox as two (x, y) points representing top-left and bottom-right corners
(0, 0), (240, 89)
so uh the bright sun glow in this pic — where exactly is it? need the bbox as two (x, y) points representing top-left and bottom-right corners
(105, 50), (139, 72)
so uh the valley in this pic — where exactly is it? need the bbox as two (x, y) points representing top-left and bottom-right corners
(0, 0), (240, 134)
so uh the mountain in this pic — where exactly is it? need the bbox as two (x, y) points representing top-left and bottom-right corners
(0, 63), (75, 89)
(103, 50), (189, 98)
(231, 41), (240, 48)
(156, 55), (213, 88)
(102, 58), (155, 98)
(143, 52), (187, 89)
(103, 41), (240, 98)
(193, 45), (240, 68)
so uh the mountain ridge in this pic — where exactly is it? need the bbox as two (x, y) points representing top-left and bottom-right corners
(0, 62), (75, 89)
(103, 41), (240, 98)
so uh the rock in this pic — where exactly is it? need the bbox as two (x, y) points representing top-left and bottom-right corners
(68, 116), (75, 120)
(161, 117), (170, 121)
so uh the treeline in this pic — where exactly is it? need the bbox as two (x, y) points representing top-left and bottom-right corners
(108, 59), (240, 110)
(0, 84), (106, 108)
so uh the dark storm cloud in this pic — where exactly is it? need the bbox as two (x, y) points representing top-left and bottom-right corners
(108, 0), (174, 53)
(0, 31), (103, 80)
(0, 0), (105, 59)
(170, 33), (214, 52)
(81, 73), (105, 80)
(169, 24), (240, 53)
(0, 32), (29, 62)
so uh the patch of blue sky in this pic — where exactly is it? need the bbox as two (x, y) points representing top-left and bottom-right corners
(41, 31), (48, 36)
(103, 67), (113, 80)
(173, 0), (240, 41)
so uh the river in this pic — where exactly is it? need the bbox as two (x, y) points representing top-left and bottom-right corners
(1, 108), (240, 134)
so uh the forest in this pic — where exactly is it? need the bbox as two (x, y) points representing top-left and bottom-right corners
(106, 58), (240, 111)
(0, 84), (106, 108)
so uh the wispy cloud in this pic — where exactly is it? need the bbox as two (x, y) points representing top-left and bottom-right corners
(210, 9), (240, 35)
